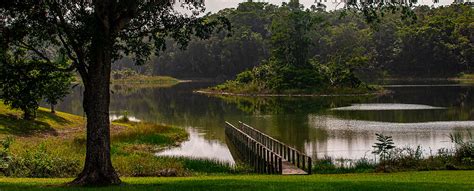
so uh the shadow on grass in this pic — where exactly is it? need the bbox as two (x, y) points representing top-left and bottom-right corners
(0, 180), (472, 191)
(37, 109), (72, 126)
(0, 113), (59, 136)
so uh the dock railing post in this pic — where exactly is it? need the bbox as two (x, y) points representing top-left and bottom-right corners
(308, 157), (312, 174)
(226, 121), (312, 175)
(278, 158), (283, 174)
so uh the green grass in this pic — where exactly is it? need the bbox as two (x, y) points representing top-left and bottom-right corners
(0, 171), (473, 190)
(0, 102), (84, 136)
(454, 73), (474, 83)
(202, 79), (383, 96)
(112, 75), (180, 86)
(0, 101), (240, 177)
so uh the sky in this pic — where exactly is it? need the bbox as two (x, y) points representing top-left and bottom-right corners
(200, 0), (456, 13)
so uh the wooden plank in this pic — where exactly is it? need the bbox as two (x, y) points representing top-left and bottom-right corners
(281, 161), (307, 175)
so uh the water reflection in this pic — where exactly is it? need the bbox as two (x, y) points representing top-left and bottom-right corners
(156, 128), (235, 164)
(306, 115), (468, 159)
(331, 103), (445, 111)
(54, 81), (474, 162)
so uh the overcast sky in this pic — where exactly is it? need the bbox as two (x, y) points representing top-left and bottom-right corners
(200, 0), (455, 13)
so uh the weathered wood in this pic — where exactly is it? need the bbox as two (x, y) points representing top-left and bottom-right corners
(225, 121), (312, 175)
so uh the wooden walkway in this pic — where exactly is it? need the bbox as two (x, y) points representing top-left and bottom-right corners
(225, 121), (311, 175)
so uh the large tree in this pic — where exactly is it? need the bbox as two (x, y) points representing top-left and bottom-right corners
(1, 0), (228, 186)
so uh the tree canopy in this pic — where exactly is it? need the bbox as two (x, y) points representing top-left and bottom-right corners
(1, 0), (229, 186)
(140, 3), (473, 79)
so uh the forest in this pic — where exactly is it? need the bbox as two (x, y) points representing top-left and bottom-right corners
(113, 3), (474, 81)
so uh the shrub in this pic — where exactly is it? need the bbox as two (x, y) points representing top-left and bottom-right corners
(6, 143), (81, 177)
(372, 133), (395, 162)
(175, 157), (244, 174)
(0, 137), (13, 175)
(312, 156), (336, 173)
(312, 156), (376, 174)
(353, 157), (377, 172)
(113, 154), (185, 177)
(235, 70), (254, 84)
(450, 131), (474, 164)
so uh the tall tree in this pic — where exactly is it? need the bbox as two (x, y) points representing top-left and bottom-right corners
(1, 0), (228, 186)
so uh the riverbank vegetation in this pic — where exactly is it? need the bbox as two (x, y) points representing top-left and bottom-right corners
(0, 171), (473, 191)
(454, 73), (474, 83)
(111, 69), (180, 87)
(0, 103), (238, 178)
(313, 133), (474, 174)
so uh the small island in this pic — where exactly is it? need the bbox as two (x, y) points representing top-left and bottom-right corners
(111, 69), (182, 88)
(198, 6), (380, 97)
(198, 67), (381, 97)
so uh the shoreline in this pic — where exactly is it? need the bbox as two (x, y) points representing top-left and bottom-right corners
(194, 90), (387, 97)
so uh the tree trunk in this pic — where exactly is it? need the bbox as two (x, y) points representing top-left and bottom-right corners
(22, 107), (36, 120)
(69, 9), (121, 186)
(50, 104), (56, 114)
(23, 110), (33, 120)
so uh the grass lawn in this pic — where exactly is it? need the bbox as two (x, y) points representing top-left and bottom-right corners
(0, 102), (238, 177)
(0, 171), (473, 191)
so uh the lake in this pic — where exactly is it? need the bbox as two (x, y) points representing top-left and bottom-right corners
(55, 80), (474, 163)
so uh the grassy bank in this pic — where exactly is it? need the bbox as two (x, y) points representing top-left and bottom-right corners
(0, 103), (236, 178)
(0, 171), (473, 190)
(113, 75), (180, 85)
(201, 79), (383, 97)
(454, 73), (474, 83)
(111, 69), (180, 88)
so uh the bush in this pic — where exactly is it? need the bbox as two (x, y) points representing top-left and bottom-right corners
(312, 156), (376, 174)
(113, 154), (185, 177)
(450, 131), (474, 165)
(0, 137), (13, 175)
(6, 143), (81, 177)
(372, 133), (395, 162)
(235, 70), (254, 84)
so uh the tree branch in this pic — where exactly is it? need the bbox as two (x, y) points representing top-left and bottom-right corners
(16, 40), (53, 64)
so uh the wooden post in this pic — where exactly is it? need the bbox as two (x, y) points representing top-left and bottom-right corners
(297, 153), (300, 168)
(302, 156), (306, 170)
(308, 157), (312, 174)
(270, 153), (275, 174)
(279, 158), (283, 174)
(291, 149), (293, 163)
(287, 147), (291, 161)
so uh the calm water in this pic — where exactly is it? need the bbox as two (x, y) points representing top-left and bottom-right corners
(55, 81), (474, 163)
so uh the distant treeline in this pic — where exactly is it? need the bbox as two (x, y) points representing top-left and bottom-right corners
(113, 3), (474, 79)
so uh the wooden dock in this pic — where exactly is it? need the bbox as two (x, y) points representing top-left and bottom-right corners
(225, 121), (312, 175)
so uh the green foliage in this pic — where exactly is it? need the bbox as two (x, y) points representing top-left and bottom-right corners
(148, 4), (473, 81)
(0, 55), (73, 119)
(312, 156), (376, 174)
(171, 157), (249, 174)
(6, 143), (81, 178)
(235, 70), (254, 84)
(43, 56), (74, 113)
(372, 133), (396, 161)
(0, 137), (13, 174)
(312, 133), (474, 174)
(0, 60), (49, 120)
(112, 69), (139, 80)
(208, 2), (372, 94)
(449, 131), (474, 165)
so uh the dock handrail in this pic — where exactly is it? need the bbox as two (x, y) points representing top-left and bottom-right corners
(236, 121), (312, 174)
(225, 122), (283, 174)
